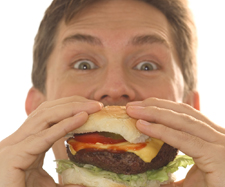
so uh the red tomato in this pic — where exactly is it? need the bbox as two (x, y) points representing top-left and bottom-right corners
(73, 132), (126, 144)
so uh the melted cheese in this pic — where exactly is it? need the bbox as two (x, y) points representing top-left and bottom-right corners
(68, 138), (164, 163)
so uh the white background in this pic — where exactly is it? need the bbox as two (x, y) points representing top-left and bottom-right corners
(0, 0), (224, 183)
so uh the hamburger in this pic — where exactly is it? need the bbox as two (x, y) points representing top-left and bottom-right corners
(56, 106), (194, 187)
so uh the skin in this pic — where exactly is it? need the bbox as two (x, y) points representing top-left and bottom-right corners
(0, 0), (224, 186)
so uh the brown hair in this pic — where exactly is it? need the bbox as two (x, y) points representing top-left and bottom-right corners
(32, 0), (197, 94)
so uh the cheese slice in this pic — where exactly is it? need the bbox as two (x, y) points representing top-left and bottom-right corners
(68, 138), (164, 163)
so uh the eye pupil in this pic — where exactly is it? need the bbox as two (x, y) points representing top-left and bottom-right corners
(79, 62), (91, 70)
(141, 64), (153, 71)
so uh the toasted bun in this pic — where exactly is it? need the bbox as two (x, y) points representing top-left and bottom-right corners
(61, 164), (175, 187)
(67, 106), (149, 143)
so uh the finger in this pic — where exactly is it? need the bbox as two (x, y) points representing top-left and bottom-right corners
(127, 105), (224, 144)
(127, 98), (224, 134)
(11, 111), (88, 170)
(136, 119), (216, 160)
(136, 120), (203, 158)
(3, 101), (102, 146)
(36, 95), (95, 110)
(128, 98), (199, 119)
(25, 101), (102, 132)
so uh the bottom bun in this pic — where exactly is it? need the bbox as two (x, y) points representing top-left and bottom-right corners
(61, 163), (175, 187)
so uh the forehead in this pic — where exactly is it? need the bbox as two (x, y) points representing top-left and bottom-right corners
(56, 0), (174, 48)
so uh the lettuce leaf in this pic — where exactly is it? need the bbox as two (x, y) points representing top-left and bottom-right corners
(56, 155), (194, 187)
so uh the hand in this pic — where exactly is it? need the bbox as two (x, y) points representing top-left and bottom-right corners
(126, 98), (225, 187)
(0, 95), (103, 187)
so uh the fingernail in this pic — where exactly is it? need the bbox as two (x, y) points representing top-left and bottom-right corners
(99, 102), (104, 108)
(127, 101), (143, 106)
(139, 119), (152, 126)
(95, 102), (104, 108)
(88, 101), (104, 108)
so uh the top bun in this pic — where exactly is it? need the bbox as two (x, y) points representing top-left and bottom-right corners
(68, 106), (149, 143)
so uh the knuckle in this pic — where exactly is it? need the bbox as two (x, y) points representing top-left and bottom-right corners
(23, 133), (36, 144)
(38, 100), (49, 108)
(31, 108), (54, 126)
(147, 105), (160, 113)
(157, 124), (170, 139)
(183, 132), (205, 151)
(29, 107), (47, 119)
(150, 106), (163, 117)
(180, 112), (197, 124)
(161, 125), (170, 134)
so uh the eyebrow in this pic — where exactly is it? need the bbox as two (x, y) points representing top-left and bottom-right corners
(129, 34), (170, 48)
(62, 34), (103, 46)
(62, 33), (169, 48)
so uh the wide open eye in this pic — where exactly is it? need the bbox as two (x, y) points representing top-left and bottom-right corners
(134, 61), (158, 71)
(73, 60), (98, 70)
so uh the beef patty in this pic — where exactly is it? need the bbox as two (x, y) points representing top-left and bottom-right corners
(67, 143), (178, 175)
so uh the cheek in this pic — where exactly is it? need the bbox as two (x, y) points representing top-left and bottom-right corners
(45, 70), (94, 100)
(135, 76), (184, 102)
(46, 81), (94, 100)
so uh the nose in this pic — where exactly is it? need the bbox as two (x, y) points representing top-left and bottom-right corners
(93, 66), (136, 106)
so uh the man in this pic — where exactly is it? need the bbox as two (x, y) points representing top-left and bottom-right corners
(0, 0), (225, 186)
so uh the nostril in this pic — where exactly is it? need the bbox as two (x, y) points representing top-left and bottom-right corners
(122, 95), (129, 99)
(101, 95), (129, 100)
(101, 95), (108, 100)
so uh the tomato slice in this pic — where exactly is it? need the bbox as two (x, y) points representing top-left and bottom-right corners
(73, 132), (126, 144)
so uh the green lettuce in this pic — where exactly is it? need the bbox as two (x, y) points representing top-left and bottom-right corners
(56, 155), (194, 187)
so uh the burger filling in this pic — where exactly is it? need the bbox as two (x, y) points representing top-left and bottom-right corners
(66, 132), (178, 174)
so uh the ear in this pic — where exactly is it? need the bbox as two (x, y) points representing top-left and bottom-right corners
(183, 91), (200, 111)
(25, 87), (46, 115)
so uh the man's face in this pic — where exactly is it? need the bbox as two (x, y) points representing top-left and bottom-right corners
(46, 0), (185, 105)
